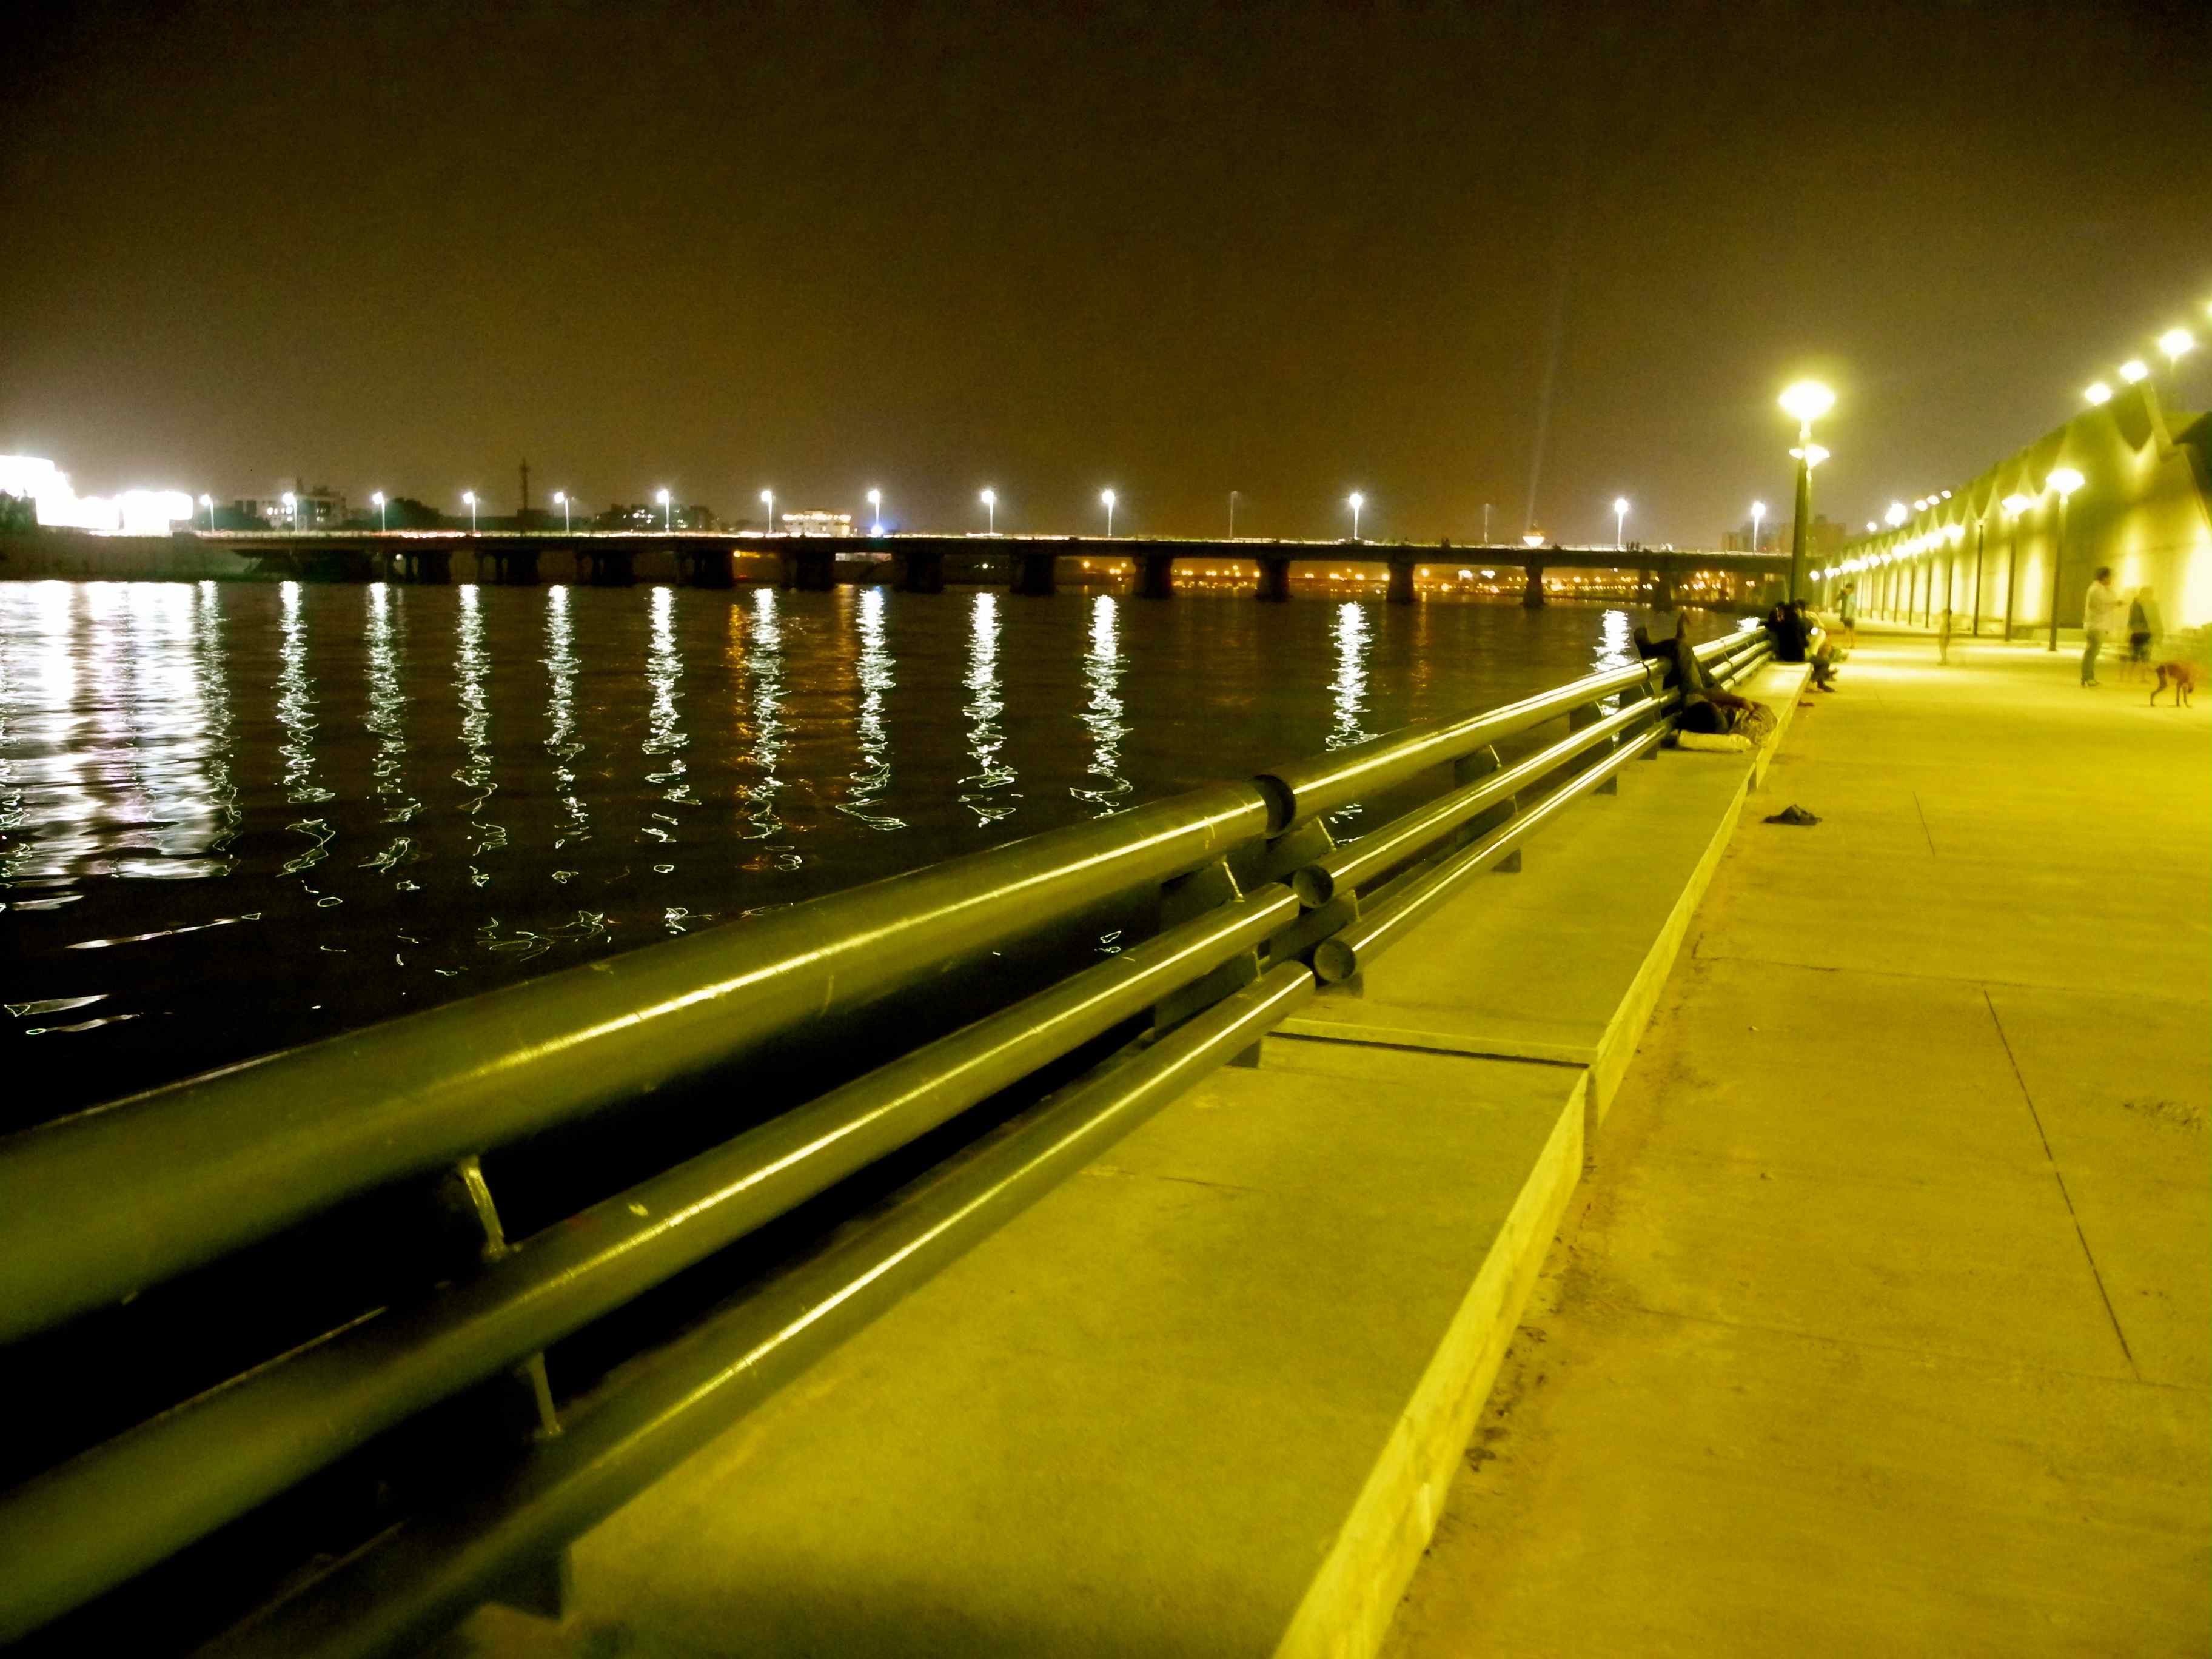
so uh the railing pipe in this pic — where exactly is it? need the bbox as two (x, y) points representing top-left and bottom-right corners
(196, 962), (1319, 1659)
(1254, 659), (1661, 833)
(0, 885), (1299, 1645)
(1315, 724), (1669, 982)
(0, 784), (1269, 1344)
(1291, 690), (1677, 908)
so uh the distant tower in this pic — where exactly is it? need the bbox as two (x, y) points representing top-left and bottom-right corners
(519, 459), (531, 522)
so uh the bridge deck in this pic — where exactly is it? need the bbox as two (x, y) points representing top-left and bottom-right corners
(1382, 634), (2211, 1656)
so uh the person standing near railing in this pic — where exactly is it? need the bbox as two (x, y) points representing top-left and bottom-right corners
(2081, 567), (2122, 688)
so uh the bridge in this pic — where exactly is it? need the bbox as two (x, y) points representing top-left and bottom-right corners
(166, 528), (1794, 607)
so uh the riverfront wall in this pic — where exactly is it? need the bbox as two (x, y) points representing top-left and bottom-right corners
(1826, 382), (2211, 634)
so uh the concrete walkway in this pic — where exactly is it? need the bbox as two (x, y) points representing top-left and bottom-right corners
(1380, 637), (2211, 1657)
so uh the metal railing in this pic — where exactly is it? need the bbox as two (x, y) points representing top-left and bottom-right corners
(0, 626), (1770, 1655)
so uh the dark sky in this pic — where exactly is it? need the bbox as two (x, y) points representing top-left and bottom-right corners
(4, 1), (2207, 545)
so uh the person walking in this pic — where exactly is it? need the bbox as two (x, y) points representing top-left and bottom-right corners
(2123, 586), (2162, 682)
(2080, 566), (2122, 688)
(1837, 579), (1858, 645)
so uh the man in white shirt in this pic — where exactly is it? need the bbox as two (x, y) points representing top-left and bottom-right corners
(2081, 566), (2123, 687)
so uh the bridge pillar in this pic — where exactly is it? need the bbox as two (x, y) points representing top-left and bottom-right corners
(900, 546), (945, 594)
(680, 546), (736, 588)
(1651, 568), (1676, 609)
(580, 546), (637, 588)
(1013, 551), (1059, 597)
(791, 545), (837, 592)
(1137, 553), (1175, 600)
(400, 548), (453, 585)
(1522, 563), (1546, 608)
(1386, 559), (1416, 605)
(1256, 557), (1292, 602)
(478, 546), (541, 585)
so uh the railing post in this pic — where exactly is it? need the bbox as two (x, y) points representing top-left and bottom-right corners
(431, 1156), (571, 1621)
(1153, 860), (1265, 1062)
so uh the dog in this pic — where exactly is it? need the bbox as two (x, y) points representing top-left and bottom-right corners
(2150, 661), (2197, 707)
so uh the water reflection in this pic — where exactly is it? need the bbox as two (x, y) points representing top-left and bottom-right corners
(275, 581), (336, 888)
(357, 585), (421, 890)
(1071, 594), (1131, 813)
(1324, 600), (1374, 826)
(736, 587), (794, 857)
(194, 583), (241, 865)
(959, 591), (1019, 825)
(1593, 608), (1636, 673)
(642, 584), (695, 821)
(839, 585), (905, 831)
(454, 584), (504, 885)
(543, 586), (588, 849)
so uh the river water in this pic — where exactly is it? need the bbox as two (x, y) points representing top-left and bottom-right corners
(1, 579), (1736, 1123)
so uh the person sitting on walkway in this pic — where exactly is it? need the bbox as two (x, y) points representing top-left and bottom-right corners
(1766, 601), (1839, 691)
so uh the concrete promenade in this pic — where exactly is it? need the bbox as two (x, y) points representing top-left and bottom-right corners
(1382, 635), (2211, 1657)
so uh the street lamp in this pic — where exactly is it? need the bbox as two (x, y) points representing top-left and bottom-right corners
(282, 490), (298, 530)
(866, 488), (882, 535)
(2084, 381), (2112, 406)
(1885, 501), (1908, 528)
(1750, 500), (1765, 552)
(2117, 358), (2149, 385)
(760, 489), (775, 535)
(2044, 467), (2083, 652)
(553, 491), (569, 532)
(372, 491), (387, 531)
(2159, 328), (2194, 367)
(199, 492), (214, 531)
(1778, 379), (1834, 602)
(656, 488), (671, 531)
(462, 490), (477, 532)
(979, 488), (996, 534)
(1100, 488), (1117, 537)
(1612, 496), (1629, 551)
(1347, 491), (1364, 540)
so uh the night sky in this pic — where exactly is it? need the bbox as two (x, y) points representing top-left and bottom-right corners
(4, 1), (2207, 546)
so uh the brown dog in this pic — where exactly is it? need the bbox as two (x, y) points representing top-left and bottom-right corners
(2151, 662), (2196, 707)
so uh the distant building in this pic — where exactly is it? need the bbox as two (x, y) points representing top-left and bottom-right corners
(596, 502), (718, 531)
(237, 480), (347, 529)
(1724, 513), (1844, 561)
(781, 511), (855, 537)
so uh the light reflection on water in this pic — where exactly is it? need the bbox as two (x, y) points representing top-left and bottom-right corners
(0, 581), (1732, 1121)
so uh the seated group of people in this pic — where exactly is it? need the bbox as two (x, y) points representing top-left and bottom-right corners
(1764, 599), (1842, 691)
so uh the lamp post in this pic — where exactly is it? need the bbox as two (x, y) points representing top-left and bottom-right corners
(1612, 496), (1629, 551)
(282, 490), (298, 531)
(199, 492), (214, 531)
(1347, 491), (1364, 541)
(1100, 488), (1116, 537)
(2044, 468), (2083, 652)
(760, 489), (774, 535)
(980, 488), (996, 534)
(2084, 381), (2113, 406)
(463, 491), (477, 532)
(372, 491), (387, 531)
(866, 488), (882, 535)
(1778, 380), (1835, 603)
(1750, 500), (1765, 554)
(553, 491), (569, 532)
(2117, 358), (2149, 387)
(656, 488), (671, 531)
(2000, 493), (2029, 640)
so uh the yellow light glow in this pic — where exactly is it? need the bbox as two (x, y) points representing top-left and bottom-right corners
(2046, 467), (2084, 497)
(2118, 360), (2148, 384)
(1886, 502), (1908, 526)
(2159, 328), (2194, 362)
(1778, 380), (1835, 424)
(2084, 381), (2112, 405)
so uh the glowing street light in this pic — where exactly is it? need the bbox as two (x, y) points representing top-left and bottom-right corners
(1777, 380), (1834, 603)
(2001, 493), (2030, 516)
(1750, 500), (1765, 552)
(656, 488), (671, 531)
(1347, 491), (1364, 540)
(1865, 521), (1878, 534)
(1612, 496), (1629, 550)
(979, 488), (997, 534)
(2159, 327), (2194, 366)
(2118, 358), (2149, 384)
(199, 492), (214, 531)
(759, 489), (775, 535)
(1885, 501), (1908, 528)
(282, 490), (298, 529)
(372, 491), (387, 531)
(462, 490), (477, 532)
(552, 491), (569, 532)
(866, 488), (883, 535)
(1100, 488), (1117, 537)
(2084, 381), (2112, 406)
